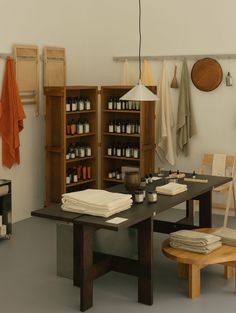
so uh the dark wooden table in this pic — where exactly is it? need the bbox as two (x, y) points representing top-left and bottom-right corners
(32, 174), (231, 311)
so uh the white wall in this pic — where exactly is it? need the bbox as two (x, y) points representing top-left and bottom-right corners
(0, 0), (89, 222)
(1, 0), (236, 221)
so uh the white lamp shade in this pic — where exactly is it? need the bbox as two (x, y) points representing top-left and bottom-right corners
(120, 80), (159, 101)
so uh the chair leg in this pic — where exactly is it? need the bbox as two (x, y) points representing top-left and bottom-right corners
(232, 185), (236, 217)
(223, 183), (233, 228)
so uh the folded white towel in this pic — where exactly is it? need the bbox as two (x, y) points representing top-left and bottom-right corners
(61, 189), (133, 217)
(169, 240), (222, 254)
(62, 189), (132, 209)
(156, 182), (187, 195)
(213, 227), (236, 246)
(170, 230), (221, 246)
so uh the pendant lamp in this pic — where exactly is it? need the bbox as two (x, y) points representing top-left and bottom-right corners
(120, 0), (158, 101)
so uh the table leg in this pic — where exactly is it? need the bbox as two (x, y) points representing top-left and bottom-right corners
(74, 223), (94, 312)
(177, 263), (188, 280)
(186, 200), (194, 224)
(224, 265), (234, 280)
(137, 217), (153, 305)
(189, 264), (200, 298)
(199, 190), (212, 228)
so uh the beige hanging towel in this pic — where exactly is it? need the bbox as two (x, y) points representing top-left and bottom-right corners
(176, 61), (196, 156)
(122, 59), (135, 85)
(141, 59), (154, 85)
(156, 62), (175, 165)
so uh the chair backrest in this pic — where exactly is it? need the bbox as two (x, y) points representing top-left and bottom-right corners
(200, 153), (236, 179)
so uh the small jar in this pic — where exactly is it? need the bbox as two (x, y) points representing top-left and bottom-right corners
(108, 172), (113, 179)
(116, 172), (121, 180)
(140, 177), (146, 188)
(147, 191), (157, 203)
(134, 190), (144, 203)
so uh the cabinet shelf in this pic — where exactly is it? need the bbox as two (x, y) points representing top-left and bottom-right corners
(103, 132), (140, 138)
(66, 132), (96, 139)
(44, 86), (98, 205)
(104, 109), (140, 114)
(104, 155), (140, 161)
(66, 156), (95, 163)
(101, 86), (156, 189)
(66, 110), (96, 115)
(66, 179), (96, 188)
(103, 178), (124, 183)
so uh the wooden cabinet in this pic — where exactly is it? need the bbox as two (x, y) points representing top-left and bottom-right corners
(0, 179), (12, 239)
(101, 86), (156, 189)
(44, 86), (98, 206)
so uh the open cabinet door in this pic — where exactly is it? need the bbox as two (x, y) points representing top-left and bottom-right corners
(13, 44), (39, 116)
(43, 47), (66, 87)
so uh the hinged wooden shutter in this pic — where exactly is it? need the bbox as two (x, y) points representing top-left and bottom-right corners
(43, 47), (66, 87)
(13, 44), (39, 116)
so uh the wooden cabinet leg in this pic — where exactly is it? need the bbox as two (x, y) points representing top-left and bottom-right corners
(224, 265), (234, 280)
(177, 263), (188, 280)
(189, 264), (200, 298)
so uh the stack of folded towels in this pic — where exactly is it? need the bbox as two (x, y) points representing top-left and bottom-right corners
(61, 189), (133, 217)
(213, 228), (236, 247)
(169, 230), (222, 254)
(156, 182), (187, 195)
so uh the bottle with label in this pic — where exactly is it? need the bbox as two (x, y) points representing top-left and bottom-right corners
(77, 120), (84, 134)
(107, 144), (112, 156)
(73, 167), (78, 183)
(66, 97), (71, 112)
(69, 144), (76, 159)
(75, 143), (80, 158)
(66, 169), (71, 184)
(66, 147), (70, 160)
(87, 166), (91, 179)
(82, 166), (87, 180)
(78, 99), (85, 111)
(85, 99), (91, 110)
(85, 145), (92, 157)
(108, 98), (113, 110)
(116, 100), (121, 110)
(70, 120), (76, 135)
(108, 121), (114, 133)
(226, 72), (233, 86)
(126, 121), (131, 134)
(133, 146), (139, 159)
(71, 98), (77, 111)
(113, 98), (117, 110)
(125, 145), (131, 158)
(116, 144), (121, 157)
(83, 121), (90, 133)
(79, 145), (85, 158)
(77, 165), (82, 180)
(116, 121), (121, 133)
(66, 122), (71, 135)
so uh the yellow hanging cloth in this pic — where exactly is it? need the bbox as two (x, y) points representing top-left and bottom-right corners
(141, 59), (155, 85)
(122, 59), (135, 85)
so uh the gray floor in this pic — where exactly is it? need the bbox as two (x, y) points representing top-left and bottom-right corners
(0, 210), (236, 313)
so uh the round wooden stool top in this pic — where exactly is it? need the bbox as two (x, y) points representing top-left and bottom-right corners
(162, 228), (236, 266)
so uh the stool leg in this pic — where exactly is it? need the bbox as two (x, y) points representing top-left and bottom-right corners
(224, 265), (234, 280)
(189, 264), (200, 298)
(177, 263), (188, 280)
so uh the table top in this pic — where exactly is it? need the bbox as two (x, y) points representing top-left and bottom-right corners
(162, 228), (236, 265)
(31, 173), (231, 231)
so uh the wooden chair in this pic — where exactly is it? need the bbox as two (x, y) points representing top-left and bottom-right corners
(199, 153), (236, 227)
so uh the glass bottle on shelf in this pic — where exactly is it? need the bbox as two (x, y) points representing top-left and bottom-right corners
(78, 99), (85, 111)
(85, 98), (91, 110)
(85, 145), (92, 157)
(66, 169), (71, 184)
(69, 144), (76, 159)
(70, 120), (76, 135)
(77, 120), (84, 134)
(108, 121), (114, 133)
(66, 97), (71, 112)
(83, 121), (90, 133)
(108, 98), (113, 110)
(107, 144), (112, 156)
(71, 98), (77, 112)
(73, 167), (78, 183)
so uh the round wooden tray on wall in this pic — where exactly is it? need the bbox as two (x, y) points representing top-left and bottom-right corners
(191, 58), (223, 92)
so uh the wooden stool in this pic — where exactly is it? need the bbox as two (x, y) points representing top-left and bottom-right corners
(162, 228), (236, 298)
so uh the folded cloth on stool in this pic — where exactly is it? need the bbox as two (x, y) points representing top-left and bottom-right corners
(213, 227), (236, 247)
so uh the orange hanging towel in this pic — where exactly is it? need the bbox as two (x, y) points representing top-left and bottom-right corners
(0, 58), (26, 168)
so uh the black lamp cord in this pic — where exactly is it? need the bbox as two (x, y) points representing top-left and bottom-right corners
(138, 0), (142, 81)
